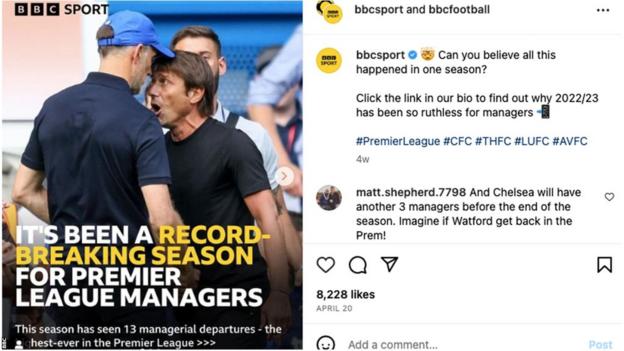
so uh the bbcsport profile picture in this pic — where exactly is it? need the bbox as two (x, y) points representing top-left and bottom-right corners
(14, 2), (108, 16)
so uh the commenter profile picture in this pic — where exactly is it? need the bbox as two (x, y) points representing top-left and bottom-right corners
(316, 0), (342, 24)
(316, 48), (342, 73)
(316, 185), (342, 211)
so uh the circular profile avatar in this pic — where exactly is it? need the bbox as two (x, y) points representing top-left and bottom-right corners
(316, 48), (342, 73)
(316, 0), (343, 24)
(316, 335), (336, 350)
(316, 185), (342, 211)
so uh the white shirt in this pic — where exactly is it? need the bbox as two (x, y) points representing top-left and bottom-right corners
(213, 101), (279, 190)
(283, 131), (302, 213)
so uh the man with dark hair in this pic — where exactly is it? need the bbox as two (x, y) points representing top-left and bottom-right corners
(170, 26), (280, 192)
(170, 26), (224, 93)
(148, 51), (291, 348)
(12, 10), (187, 345)
(170, 24), (302, 294)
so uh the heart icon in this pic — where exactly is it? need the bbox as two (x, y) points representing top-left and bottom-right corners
(605, 193), (615, 201)
(316, 257), (335, 273)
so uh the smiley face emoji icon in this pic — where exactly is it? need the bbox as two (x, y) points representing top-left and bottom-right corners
(316, 335), (336, 350)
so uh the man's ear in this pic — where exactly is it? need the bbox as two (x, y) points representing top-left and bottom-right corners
(131, 44), (144, 64)
(187, 87), (205, 104)
(218, 56), (227, 76)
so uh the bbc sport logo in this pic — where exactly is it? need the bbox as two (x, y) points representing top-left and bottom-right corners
(14, 2), (108, 16)
(14, 2), (59, 16)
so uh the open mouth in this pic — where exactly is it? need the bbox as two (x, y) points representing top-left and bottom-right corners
(150, 102), (162, 117)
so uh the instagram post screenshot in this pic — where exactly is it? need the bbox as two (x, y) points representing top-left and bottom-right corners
(3, 1), (301, 349)
(2, 0), (623, 350)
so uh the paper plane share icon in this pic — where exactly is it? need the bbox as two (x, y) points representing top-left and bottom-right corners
(381, 256), (398, 272)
